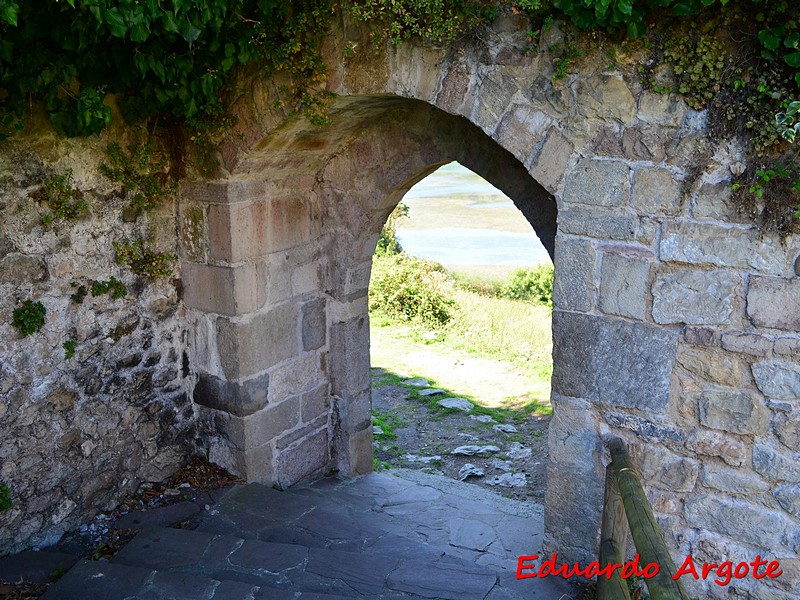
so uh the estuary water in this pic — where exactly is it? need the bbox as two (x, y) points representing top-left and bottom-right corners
(396, 162), (551, 268)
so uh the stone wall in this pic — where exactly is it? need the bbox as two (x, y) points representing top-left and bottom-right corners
(0, 12), (798, 599)
(0, 128), (196, 554)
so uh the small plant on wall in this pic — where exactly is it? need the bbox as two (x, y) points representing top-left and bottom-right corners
(11, 300), (46, 336)
(0, 482), (11, 512)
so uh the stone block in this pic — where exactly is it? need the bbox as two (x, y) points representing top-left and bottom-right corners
(599, 253), (649, 320)
(245, 396), (300, 444)
(264, 197), (313, 253)
(651, 270), (739, 325)
(275, 414), (328, 451)
(636, 445), (699, 492)
(752, 444), (800, 483)
(632, 167), (682, 215)
(775, 484), (800, 518)
(660, 221), (786, 275)
(605, 413), (685, 443)
(180, 179), (267, 204)
(720, 332), (773, 357)
(301, 298), (327, 351)
(638, 92), (687, 127)
(701, 464), (770, 495)
(216, 302), (300, 380)
(329, 316), (371, 397)
(747, 276), (800, 331)
(558, 207), (636, 241)
(775, 337), (800, 356)
(0, 253), (47, 283)
(181, 261), (267, 317)
(685, 429), (746, 467)
(622, 126), (668, 163)
(698, 389), (769, 436)
(178, 204), (208, 263)
(547, 394), (598, 470)
(544, 463), (603, 558)
(751, 360), (800, 399)
(268, 353), (322, 405)
(683, 326), (719, 347)
(494, 104), (552, 165)
(552, 312), (678, 412)
(300, 383), (330, 423)
(575, 73), (636, 123)
(436, 59), (472, 116)
(273, 429), (329, 487)
(562, 159), (630, 207)
(472, 70), (517, 133)
(552, 236), (595, 312)
(676, 345), (740, 387)
(208, 201), (268, 263)
(773, 411), (800, 450)
(194, 371), (269, 417)
(692, 182), (750, 224)
(528, 128), (573, 194)
(684, 495), (787, 548)
(345, 425), (375, 476)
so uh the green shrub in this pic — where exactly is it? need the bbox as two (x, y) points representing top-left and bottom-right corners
(370, 254), (455, 326)
(11, 300), (46, 336)
(502, 264), (554, 307)
(375, 202), (408, 256)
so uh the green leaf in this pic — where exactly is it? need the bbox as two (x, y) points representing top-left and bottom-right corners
(785, 32), (800, 49)
(627, 19), (647, 39)
(105, 7), (129, 38)
(617, 0), (633, 16)
(784, 52), (800, 68)
(181, 22), (202, 47)
(758, 28), (783, 52)
(0, 0), (19, 26)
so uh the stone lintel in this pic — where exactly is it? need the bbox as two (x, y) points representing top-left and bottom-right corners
(181, 261), (267, 316)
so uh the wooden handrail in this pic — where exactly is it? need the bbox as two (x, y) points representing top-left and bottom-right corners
(597, 437), (691, 600)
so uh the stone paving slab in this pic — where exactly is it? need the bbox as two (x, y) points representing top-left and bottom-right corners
(0, 549), (78, 584)
(113, 501), (201, 531)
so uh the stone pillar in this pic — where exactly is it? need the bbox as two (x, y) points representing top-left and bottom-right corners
(180, 179), (333, 487)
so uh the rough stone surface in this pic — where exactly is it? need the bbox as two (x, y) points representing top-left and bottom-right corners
(438, 398), (474, 412)
(701, 464), (770, 495)
(552, 236), (594, 312)
(747, 276), (800, 331)
(685, 495), (787, 548)
(685, 430), (746, 467)
(599, 252), (649, 320)
(698, 389), (769, 436)
(752, 444), (800, 483)
(562, 159), (631, 207)
(632, 167), (682, 215)
(552, 312), (678, 412)
(752, 360), (800, 399)
(651, 270), (739, 325)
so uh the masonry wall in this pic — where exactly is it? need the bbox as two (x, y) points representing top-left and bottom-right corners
(0, 130), (196, 555)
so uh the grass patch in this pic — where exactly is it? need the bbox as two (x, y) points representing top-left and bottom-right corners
(371, 410), (407, 439)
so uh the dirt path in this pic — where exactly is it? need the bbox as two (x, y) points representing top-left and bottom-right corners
(370, 325), (552, 503)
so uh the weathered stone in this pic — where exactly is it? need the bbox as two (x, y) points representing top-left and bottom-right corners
(651, 270), (739, 325)
(194, 372), (269, 417)
(452, 445), (500, 456)
(548, 395), (599, 469)
(329, 316), (370, 397)
(721, 332), (773, 357)
(606, 413), (685, 443)
(773, 412), (800, 450)
(632, 167), (681, 215)
(485, 473), (527, 487)
(692, 182), (750, 224)
(300, 383), (330, 423)
(660, 221), (786, 274)
(528, 128), (573, 193)
(776, 484), (800, 518)
(753, 444), (800, 483)
(685, 495), (787, 548)
(438, 398), (474, 412)
(676, 345), (740, 387)
(386, 558), (496, 600)
(599, 252), (649, 320)
(449, 517), (495, 551)
(493, 423), (517, 434)
(552, 236), (594, 312)
(562, 159), (631, 207)
(752, 360), (800, 399)
(748, 276), (800, 331)
(558, 207), (636, 241)
(701, 464), (770, 495)
(457, 463), (485, 480)
(775, 337), (800, 356)
(268, 353), (321, 405)
(698, 389), (769, 436)
(0, 253), (47, 283)
(632, 445), (698, 492)
(575, 74), (636, 123)
(622, 127), (668, 163)
(301, 298), (327, 351)
(216, 302), (300, 380)
(552, 312), (679, 412)
(402, 378), (429, 387)
(685, 429), (746, 467)
(638, 92), (687, 127)
(494, 104), (552, 165)
(181, 261), (267, 317)
(419, 388), (445, 396)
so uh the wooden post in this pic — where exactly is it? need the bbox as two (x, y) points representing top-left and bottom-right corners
(606, 437), (691, 600)
(598, 463), (632, 600)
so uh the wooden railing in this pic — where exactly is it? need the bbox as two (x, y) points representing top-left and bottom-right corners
(597, 437), (691, 600)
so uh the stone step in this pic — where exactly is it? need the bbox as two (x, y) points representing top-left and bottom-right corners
(109, 526), (499, 600)
(40, 559), (262, 600)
